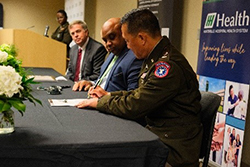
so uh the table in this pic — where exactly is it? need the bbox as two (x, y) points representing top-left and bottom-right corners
(0, 68), (168, 167)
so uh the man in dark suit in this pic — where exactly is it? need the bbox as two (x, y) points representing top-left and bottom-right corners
(72, 18), (142, 92)
(66, 20), (107, 82)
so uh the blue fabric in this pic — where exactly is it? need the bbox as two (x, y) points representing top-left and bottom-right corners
(98, 47), (143, 92)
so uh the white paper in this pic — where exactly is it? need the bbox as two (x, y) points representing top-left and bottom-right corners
(29, 75), (55, 81)
(55, 76), (68, 81)
(48, 99), (85, 107)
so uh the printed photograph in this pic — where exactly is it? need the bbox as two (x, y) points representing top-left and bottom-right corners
(199, 75), (225, 113)
(210, 113), (226, 165)
(223, 81), (249, 120)
(221, 125), (244, 167)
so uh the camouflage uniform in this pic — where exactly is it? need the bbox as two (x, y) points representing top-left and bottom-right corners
(97, 36), (203, 167)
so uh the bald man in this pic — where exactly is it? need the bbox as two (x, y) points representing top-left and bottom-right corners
(73, 18), (143, 92)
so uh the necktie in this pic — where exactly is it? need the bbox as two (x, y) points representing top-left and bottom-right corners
(96, 55), (118, 86)
(74, 48), (82, 81)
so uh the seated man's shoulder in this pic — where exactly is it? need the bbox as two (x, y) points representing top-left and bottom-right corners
(117, 50), (143, 70)
(123, 50), (139, 61)
(68, 44), (79, 56)
(70, 44), (78, 50)
(89, 37), (105, 48)
(126, 49), (135, 57)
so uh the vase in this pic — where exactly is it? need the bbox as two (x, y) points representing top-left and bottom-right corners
(0, 110), (14, 134)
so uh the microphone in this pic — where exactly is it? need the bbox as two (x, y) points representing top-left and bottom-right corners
(44, 25), (49, 37)
(26, 25), (35, 30)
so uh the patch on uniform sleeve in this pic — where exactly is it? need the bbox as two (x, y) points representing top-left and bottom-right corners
(154, 61), (171, 78)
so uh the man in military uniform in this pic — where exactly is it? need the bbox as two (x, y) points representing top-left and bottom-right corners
(76, 8), (203, 167)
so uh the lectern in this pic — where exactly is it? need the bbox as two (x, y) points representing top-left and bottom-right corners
(0, 29), (66, 75)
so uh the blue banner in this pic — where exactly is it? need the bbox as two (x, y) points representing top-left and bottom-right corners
(198, 0), (250, 166)
(197, 0), (250, 84)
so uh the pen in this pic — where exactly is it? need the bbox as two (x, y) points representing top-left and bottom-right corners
(93, 78), (100, 89)
(87, 79), (100, 98)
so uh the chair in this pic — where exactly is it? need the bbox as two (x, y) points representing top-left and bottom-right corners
(199, 91), (221, 167)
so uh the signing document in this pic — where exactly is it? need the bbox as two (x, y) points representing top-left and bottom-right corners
(48, 99), (85, 107)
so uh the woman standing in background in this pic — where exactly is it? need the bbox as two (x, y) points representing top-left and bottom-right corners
(51, 9), (72, 58)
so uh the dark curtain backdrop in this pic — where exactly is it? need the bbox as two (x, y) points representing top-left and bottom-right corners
(137, 0), (183, 50)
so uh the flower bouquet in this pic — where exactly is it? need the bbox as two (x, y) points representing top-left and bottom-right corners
(0, 44), (41, 134)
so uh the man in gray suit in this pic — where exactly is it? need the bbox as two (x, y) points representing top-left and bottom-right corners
(66, 20), (107, 82)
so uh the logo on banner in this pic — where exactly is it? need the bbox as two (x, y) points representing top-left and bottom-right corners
(204, 12), (217, 28)
(203, 10), (249, 34)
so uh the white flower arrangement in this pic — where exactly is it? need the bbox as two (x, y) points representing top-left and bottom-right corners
(0, 50), (8, 63)
(0, 65), (23, 98)
(0, 44), (41, 117)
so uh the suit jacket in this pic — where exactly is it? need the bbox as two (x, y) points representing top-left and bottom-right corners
(98, 47), (143, 92)
(66, 37), (107, 81)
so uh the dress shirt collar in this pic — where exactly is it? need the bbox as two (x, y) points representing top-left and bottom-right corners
(78, 37), (89, 51)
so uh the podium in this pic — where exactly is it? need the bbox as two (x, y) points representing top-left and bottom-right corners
(0, 29), (67, 75)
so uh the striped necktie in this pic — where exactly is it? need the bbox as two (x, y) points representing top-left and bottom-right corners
(97, 55), (118, 86)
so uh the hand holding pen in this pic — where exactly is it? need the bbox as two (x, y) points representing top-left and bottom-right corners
(88, 85), (109, 99)
(87, 79), (100, 98)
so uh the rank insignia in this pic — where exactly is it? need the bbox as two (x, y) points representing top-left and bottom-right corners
(154, 61), (170, 78)
(141, 72), (147, 79)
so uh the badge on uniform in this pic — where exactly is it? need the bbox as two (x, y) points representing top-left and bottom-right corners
(154, 61), (170, 78)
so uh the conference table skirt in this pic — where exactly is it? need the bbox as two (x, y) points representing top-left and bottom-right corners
(0, 68), (168, 167)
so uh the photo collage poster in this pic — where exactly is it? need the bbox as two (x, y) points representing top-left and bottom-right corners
(199, 76), (249, 166)
(198, 0), (250, 166)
